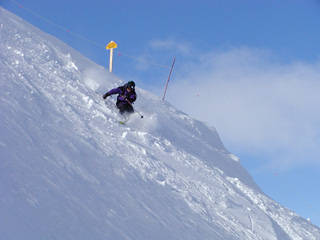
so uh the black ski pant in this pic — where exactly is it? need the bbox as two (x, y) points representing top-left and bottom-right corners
(116, 101), (134, 114)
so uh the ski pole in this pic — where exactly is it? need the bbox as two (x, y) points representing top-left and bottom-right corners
(125, 99), (144, 118)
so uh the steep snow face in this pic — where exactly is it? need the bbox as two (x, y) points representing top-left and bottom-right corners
(1, 7), (320, 240)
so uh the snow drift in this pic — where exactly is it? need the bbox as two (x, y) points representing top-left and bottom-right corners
(1, 7), (320, 240)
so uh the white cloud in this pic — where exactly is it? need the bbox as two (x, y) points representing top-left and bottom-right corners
(168, 47), (320, 170)
(149, 38), (192, 55)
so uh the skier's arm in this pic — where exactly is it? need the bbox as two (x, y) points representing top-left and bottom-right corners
(103, 87), (121, 99)
(127, 93), (136, 103)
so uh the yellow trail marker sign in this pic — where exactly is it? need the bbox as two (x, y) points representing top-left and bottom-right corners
(106, 41), (118, 72)
(106, 41), (118, 50)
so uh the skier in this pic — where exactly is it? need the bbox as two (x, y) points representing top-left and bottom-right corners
(103, 81), (137, 114)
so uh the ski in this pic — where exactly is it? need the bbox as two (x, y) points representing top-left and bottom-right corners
(118, 116), (130, 125)
(119, 120), (127, 125)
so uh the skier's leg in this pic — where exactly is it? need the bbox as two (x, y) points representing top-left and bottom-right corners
(125, 104), (134, 113)
(116, 101), (127, 114)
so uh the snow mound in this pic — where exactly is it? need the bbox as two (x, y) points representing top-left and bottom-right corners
(1, 7), (320, 240)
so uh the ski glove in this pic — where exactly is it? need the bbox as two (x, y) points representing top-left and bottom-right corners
(103, 93), (110, 99)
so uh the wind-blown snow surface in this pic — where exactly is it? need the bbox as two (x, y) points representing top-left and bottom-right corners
(1, 7), (320, 240)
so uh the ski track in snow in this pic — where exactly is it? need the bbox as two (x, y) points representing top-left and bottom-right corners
(1, 6), (320, 240)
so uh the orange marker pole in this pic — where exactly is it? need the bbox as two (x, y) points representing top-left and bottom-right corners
(162, 56), (176, 101)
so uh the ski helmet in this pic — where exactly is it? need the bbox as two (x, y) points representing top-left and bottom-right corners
(127, 81), (135, 89)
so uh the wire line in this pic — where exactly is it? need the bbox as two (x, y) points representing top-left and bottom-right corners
(7, 0), (171, 69)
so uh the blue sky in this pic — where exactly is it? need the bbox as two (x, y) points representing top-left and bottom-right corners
(2, 0), (320, 227)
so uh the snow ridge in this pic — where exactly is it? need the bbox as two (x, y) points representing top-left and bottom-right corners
(1, 7), (320, 240)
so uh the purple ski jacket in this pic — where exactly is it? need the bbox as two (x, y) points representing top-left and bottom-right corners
(106, 84), (137, 104)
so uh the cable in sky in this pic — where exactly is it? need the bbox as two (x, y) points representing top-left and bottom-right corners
(6, 0), (171, 70)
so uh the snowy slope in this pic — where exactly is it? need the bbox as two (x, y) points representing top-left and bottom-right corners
(1, 7), (320, 240)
